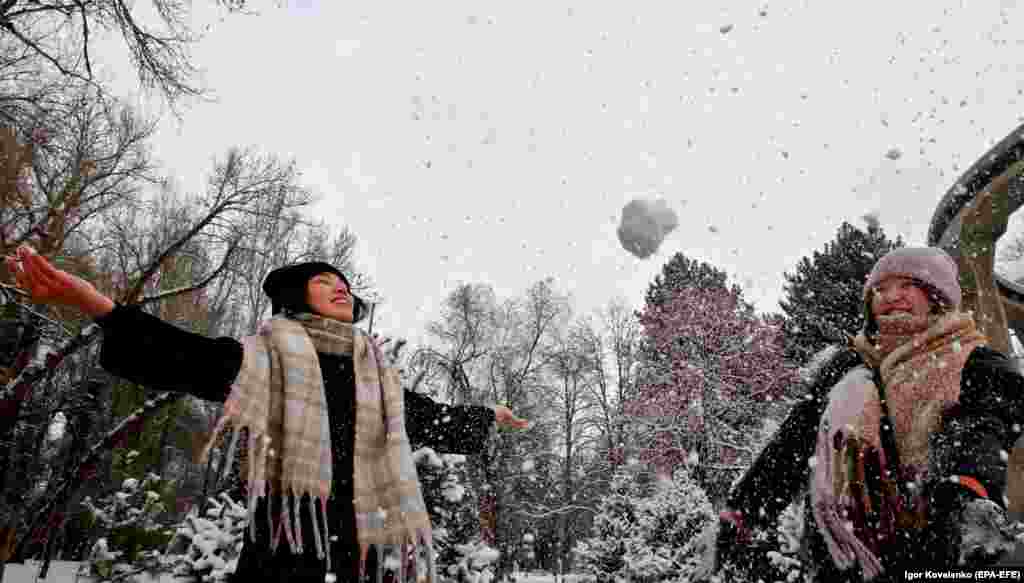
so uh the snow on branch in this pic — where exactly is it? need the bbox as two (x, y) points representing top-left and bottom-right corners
(16, 391), (184, 553)
(0, 321), (100, 403)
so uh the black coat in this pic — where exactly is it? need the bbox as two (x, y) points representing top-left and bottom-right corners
(725, 344), (1024, 580)
(96, 305), (496, 582)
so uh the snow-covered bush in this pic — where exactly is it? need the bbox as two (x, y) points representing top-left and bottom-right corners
(414, 447), (494, 582)
(79, 472), (177, 581)
(574, 472), (640, 579)
(575, 469), (715, 583)
(167, 491), (249, 582)
(441, 540), (500, 583)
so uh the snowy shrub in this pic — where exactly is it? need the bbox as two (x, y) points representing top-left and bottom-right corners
(79, 472), (177, 581)
(415, 447), (492, 582)
(575, 469), (716, 583)
(166, 491), (249, 582)
(440, 540), (499, 583)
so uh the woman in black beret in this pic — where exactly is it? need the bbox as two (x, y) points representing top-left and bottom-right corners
(5, 245), (527, 582)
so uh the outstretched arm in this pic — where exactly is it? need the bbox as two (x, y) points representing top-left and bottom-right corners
(404, 390), (497, 454)
(5, 245), (241, 402)
(95, 304), (242, 402)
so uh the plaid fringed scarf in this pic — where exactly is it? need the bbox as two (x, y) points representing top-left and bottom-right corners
(811, 311), (986, 579)
(199, 313), (436, 581)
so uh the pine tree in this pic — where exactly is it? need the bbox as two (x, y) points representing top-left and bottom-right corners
(640, 252), (743, 379)
(778, 221), (903, 364)
(631, 281), (798, 504)
(80, 471), (178, 582)
(574, 472), (640, 581)
(413, 448), (487, 580)
(575, 469), (715, 583)
(644, 252), (740, 309)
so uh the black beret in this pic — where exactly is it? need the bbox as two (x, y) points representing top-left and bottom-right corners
(262, 262), (368, 322)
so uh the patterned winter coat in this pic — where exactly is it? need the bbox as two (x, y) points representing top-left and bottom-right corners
(724, 344), (1024, 580)
(96, 304), (496, 582)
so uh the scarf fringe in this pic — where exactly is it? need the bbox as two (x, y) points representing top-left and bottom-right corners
(812, 498), (885, 579)
(812, 421), (884, 579)
(203, 422), (334, 570)
(360, 539), (437, 583)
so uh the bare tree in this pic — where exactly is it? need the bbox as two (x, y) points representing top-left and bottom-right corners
(0, 36), (81, 129)
(410, 279), (574, 577)
(477, 279), (569, 579)
(222, 198), (368, 335)
(0, 0), (254, 110)
(589, 298), (642, 467)
(0, 89), (156, 266)
(411, 282), (497, 405)
(534, 317), (602, 574)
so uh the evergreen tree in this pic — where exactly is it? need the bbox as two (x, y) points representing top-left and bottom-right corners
(414, 448), (483, 579)
(575, 469), (715, 582)
(630, 283), (797, 505)
(778, 221), (903, 364)
(644, 253), (740, 309)
(640, 252), (741, 373)
(80, 471), (178, 582)
(574, 472), (638, 580)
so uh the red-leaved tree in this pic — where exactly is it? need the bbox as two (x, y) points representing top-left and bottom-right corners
(626, 284), (799, 504)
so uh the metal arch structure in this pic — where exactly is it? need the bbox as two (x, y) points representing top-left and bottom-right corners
(927, 121), (1024, 518)
(928, 122), (1024, 353)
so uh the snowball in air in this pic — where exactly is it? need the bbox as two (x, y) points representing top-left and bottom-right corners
(885, 147), (903, 160)
(616, 198), (679, 259)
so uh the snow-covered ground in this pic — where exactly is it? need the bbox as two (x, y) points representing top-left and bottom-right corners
(0, 561), (594, 583)
(1, 561), (179, 583)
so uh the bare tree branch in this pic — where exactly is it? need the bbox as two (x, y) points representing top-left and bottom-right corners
(135, 234), (239, 307)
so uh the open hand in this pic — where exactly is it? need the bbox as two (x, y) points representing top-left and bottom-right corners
(493, 405), (529, 430)
(4, 245), (112, 316)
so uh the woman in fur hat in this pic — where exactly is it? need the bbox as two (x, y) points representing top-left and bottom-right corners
(716, 246), (1024, 581)
(4, 246), (528, 582)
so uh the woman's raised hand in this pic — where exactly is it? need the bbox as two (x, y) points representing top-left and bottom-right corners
(4, 245), (114, 317)
(493, 405), (530, 430)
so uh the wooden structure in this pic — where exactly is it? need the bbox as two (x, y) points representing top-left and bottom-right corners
(927, 121), (1024, 516)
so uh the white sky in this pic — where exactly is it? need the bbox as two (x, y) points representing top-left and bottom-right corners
(100, 1), (1024, 344)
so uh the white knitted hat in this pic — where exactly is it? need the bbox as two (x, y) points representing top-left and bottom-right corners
(864, 246), (961, 309)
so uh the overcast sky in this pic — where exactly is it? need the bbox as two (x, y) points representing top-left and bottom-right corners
(101, 1), (1024, 343)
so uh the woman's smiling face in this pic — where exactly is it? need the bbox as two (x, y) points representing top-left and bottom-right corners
(306, 272), (354, 322)
(870, 276), (932, 320)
